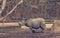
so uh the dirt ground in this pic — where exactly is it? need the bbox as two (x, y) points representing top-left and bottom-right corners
(0, 21), (60, 38)
(0, 23), (60, 38)
(0, 26), (60, 38)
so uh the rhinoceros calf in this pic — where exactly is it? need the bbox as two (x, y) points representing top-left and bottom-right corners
(19, 18), (46, 33)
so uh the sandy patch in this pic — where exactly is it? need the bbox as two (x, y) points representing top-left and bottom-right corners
(0, 22), (19, 27)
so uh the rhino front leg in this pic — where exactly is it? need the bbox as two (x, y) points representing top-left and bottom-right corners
(30, 27), (35, 33)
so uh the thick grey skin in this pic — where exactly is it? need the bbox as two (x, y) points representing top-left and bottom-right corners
(19, 18), (46, 33)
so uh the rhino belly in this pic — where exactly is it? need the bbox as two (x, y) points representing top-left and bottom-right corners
(31, 24), (40, 29)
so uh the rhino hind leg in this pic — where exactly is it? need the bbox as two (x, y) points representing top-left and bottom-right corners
(40, 26), (45, 30)
(40, 26), (45, 33)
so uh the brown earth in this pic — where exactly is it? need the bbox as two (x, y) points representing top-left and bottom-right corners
(0, 22), (60, 38)
(0, 25), (59, 38)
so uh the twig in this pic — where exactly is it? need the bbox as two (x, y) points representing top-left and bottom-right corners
(0, 0), (6, 14)
(0, 0), (23, 21)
